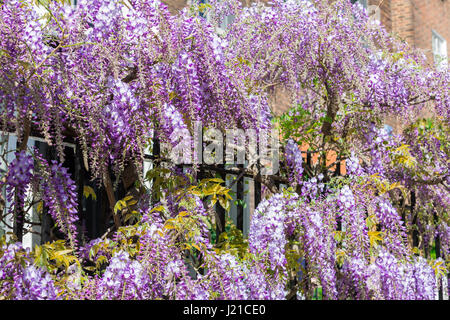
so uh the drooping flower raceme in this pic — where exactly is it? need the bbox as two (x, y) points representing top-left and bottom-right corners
(35, 156), (80, 248)
(285, 139), (304, 185)
(0, 242), (59, 300)
(98, 250), (150, 300)
(3, 152), (34, 223)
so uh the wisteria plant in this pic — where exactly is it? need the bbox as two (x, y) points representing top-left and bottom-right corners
(0, 0), (448, 300)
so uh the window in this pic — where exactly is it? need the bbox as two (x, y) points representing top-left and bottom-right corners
(351, 0), (368, 9)
(432, 30), (448, 69)
(383, 124), (393, 137)
(219, 14), (235, 30)
(198, 0), (207, 18)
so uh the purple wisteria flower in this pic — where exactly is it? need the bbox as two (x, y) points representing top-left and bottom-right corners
(6, 151), (34, 187)
(99, 250), (150, 300)
(285, 139), (303, 185)
(0, 242), (59, 300)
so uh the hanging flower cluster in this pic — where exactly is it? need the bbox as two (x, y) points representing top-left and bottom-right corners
(5, 152), (34, 188)
(2, 152), (34, 226)
(0, 242), (59, 300)
(340, 250), (439, 300)
(285, 139), (304, 185)
(37, 159), (79, 248)
(98, 250), (150, 299)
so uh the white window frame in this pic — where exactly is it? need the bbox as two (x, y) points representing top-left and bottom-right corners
(0, 132), (76, 249)
(432, 30), (448, 69)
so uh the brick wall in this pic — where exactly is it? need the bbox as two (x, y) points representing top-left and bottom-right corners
(370, 0), (450, 62)
(162, 0), (188, 14)
(410, 0), (450, 62)
(371, 0), (393, 32)
(390, 0), (416, 43)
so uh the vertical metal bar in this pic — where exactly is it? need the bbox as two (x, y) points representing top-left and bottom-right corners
(335, 161), (341, 176)
(434, 210), (443, 300)
(74, 143), (85, 242)
(411, 191), (419, 249)
(306, 151), (312, 180)
(254, 178), (261, 210)
(215, 166), (226, 244)
(434, 213), (441, 259)
(236, 165), (244, 231)
(38, 141), (57, 244)
(12, 138), (24, 242)
(254, 143), (262, 210)
(151, 136), (160, 207)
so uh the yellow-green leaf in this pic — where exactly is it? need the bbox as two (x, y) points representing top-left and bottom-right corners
(36, 201), (43, 214)
(151, 205), (164, 213)
(368, 231), (383, 247)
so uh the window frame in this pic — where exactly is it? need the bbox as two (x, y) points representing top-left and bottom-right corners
(432, 30), (448, 69)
